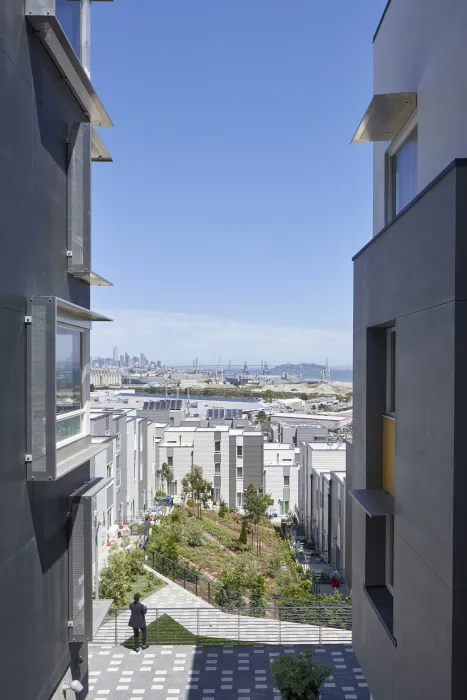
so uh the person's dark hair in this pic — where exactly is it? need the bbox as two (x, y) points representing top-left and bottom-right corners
(133, 593), (140, 603)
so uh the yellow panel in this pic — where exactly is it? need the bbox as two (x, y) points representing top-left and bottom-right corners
(382, 416), (395, 497)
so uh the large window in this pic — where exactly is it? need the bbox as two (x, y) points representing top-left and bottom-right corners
(168, 456), (174, 467)
(56, 0), (81, 58)
(56, 326), (85, 445)
(236, 492), (244, 507)
(237, 467), (243, 479)
(167, 481), (178, 496)
(237, 445), (243, 458)
(284, 475), (290, 486)
(386, 116), (418, 222)
(215, 441), (221, 453)
(215, 463), (221, 475)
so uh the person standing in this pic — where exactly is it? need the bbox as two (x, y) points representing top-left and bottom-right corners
(128, 593), (148, 651)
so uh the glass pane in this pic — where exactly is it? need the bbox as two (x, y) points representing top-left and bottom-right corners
(56, 327), (82, 414)
(56, 414), (81, 442)
(395, 126), (418, 214)
(56, 0), (81, 58)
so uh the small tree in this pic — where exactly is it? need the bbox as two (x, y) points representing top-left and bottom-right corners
(215, 569), (247, 609)
(184, 518), (206, 547)
(250, 573), (267, 617)
(158, 462), (174, 492)
(299, 393), (309, 401)
(218, 499), (228, 518)
(238, 518), (249, 545)
(181, 465), (212, 518)
(270, 651), (331, 700)
(244, 485), (273, 554)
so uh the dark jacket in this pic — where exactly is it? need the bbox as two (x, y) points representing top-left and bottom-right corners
(128, 601), (147, 628)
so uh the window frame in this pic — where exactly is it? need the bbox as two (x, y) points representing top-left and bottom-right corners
(237, 467), (243, 479)
(214, 463), (221, 475)
(385, 109), (418, 224)
(56, 322), (87, 449)
(167, 455), (174, 467)
(237, 445), (243, 458)
(284, 475), (290, 487)
(386, 514), (395, 594)
(215, 440), (221, 453)
(386, 327), (396, 416)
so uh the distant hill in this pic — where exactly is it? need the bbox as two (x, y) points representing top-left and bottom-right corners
(270, 363), (325, 372)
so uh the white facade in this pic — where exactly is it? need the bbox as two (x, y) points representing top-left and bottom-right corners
(263, 443), (297, 464)
(263, 463), (299, 516)
(298, 443), (346, 539)
(372, 0), (467, 233)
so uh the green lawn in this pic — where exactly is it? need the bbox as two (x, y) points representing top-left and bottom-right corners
(122, 613), (248, 647)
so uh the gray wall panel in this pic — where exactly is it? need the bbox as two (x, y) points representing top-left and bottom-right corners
(243, 434), (263, 492)
(229, 435), (236, 507)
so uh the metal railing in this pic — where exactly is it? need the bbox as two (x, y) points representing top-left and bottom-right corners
(93, 606), (352, 647)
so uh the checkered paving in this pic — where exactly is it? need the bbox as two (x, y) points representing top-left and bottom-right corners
(88, 644), (369, 699)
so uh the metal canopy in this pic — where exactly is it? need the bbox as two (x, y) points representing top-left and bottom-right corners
(56, 297), (113, 322)
(91, 128), (112, 162)
(26, 15), (112, 127)
(68, 270), (113, 286)
(69, 476), (114, 501)
(57, 442), (112, 481)
(349, 488), (394, 517)
(352, 93), (417, 143)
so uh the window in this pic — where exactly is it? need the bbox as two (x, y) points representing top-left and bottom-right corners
(386, 515), (395, 593)
(284, 475), (290, 487)
(56, 326), (85, 445)
(387, 328), (396, 415)
(141, 490), (146, 510)
(106, 506), (113, 531)
(280, 501), (290, 515)
(170, 417), (174, 426)
(167, 481), (177, 496)
(106, 462), (112, 480)
(236, 492), (244, 507)
(168, 456), (174, 467)
(386, 116), (418, 222)
(116, 467), (121, 490)
(116, 433), (121, 454)
(237, 467), (243, 479)
(215, 441), (221, 452)
(215, 463), (221, 475)
(133, 457), (136, 483)
(55, 0), (81, 59)
(140, 433), (143, 451)
(237, 445), (243, 458)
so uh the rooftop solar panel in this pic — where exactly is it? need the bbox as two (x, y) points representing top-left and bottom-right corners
(177, 400), (182, 410)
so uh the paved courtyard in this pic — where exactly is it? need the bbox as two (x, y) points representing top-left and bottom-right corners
(87, 643), (370, 700)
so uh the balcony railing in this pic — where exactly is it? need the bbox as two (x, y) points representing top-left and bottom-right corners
(94, 605), (352, 647)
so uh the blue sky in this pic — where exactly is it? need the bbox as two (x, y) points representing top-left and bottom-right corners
(90, 0), (386, 366)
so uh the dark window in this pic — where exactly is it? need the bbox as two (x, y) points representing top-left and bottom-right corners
(215, 441), (221, 452)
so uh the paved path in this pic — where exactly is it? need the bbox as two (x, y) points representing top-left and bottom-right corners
(87, 642), (369, 700)
(93, 579), (351, 646)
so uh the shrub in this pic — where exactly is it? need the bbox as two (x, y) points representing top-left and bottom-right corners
(186, 498), (195, 507)
(214, 569), (247, 608)
(218, 500), (228, 518)
(155, 490), (166, 499)
(238, 519), (249, 545)
(250, 573), (267, 617)
(270, 651), (331, 700)
(185, 519), (206, 547)
(234, 552), (261, 587)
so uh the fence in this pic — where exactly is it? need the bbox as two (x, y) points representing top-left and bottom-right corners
(94, 606), (352, 647)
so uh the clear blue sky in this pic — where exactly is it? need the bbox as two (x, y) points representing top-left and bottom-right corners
(90, 0), (387, 366)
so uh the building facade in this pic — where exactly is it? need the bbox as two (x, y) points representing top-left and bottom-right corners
(0, 1), (115, 698)
(350, 1), (467, 698)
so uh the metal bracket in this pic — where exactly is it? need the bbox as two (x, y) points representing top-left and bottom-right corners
(66, 250), (73, 258)
(25, 454), (32, 462)
(68, 621), (74, 628)
(24, 316), (32, 324)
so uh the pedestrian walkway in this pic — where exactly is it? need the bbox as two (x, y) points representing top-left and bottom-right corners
(87, 643), (369, 700)
(93, 579), (351, 646)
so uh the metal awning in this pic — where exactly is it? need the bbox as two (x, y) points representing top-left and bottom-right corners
(26, 15), (112, 127)
(349, 488), (394, 517)
(92, 128), (112, 162)
(69, 476), (114, 501)
(68, 270), (113, 287)
(56, 297), (113, 322)
(57, 444), (113, 481)
(352, 93), (417, 143)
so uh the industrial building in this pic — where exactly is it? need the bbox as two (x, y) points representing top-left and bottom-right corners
(0, 1), (115, 698)
(272, 420), (329, 445)
(350, 1), (467, 698)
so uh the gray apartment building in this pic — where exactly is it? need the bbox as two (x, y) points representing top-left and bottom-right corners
(0, 1), (115, 698)
(350, 1), (467, 698)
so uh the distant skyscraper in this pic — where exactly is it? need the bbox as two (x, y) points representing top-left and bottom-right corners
(113, 346), (118, 365)
(119, 354), (124, 367)
(124, 352), (130, 367)
(140, 352), (148, 367)
(157, 360), (162, 368)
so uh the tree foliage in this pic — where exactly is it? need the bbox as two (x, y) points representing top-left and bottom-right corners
(270, 651), (331, 700)
(158, 462), (174, 492)
(181, 465), (212, 518)
(218, 499), (228, 518)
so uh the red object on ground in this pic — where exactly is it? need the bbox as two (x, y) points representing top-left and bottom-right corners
(331, 577), (339, 589)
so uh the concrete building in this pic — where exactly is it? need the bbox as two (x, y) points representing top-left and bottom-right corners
(350, 2), (467, 698)
(157, 426), (264, 508)
(276, 421), (329, 446)
(270, 412), (351, 431)
(0, 1), (116, 697)
(138, 399), (189, 427)
(91, 367), (123, 388)
(298, 443), (346, 542)
(263, 444), (299, 516)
